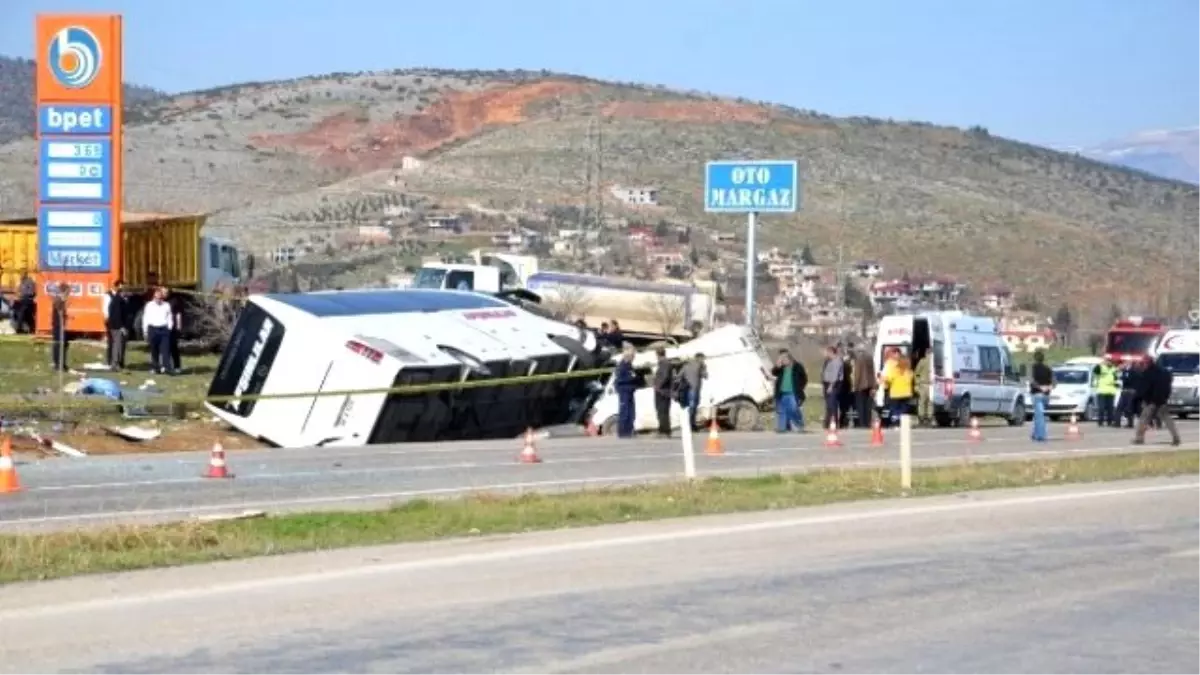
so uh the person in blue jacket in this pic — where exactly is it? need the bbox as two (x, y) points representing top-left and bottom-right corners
(613, 343), (638, 438)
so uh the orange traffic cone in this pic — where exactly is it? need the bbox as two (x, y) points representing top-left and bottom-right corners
(0, 437), (21, 494)
(519, 429), (542, 464)
(967, 417), (983, 442)
(203, 442), (233, 479)
(824, 420), (843, 448)
(705, 419), (724, 456)
(1066, 414), (1081, 440)
(869, 418), (885, 447)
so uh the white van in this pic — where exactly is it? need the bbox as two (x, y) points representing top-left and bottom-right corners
(586, 325), (774, 435)
(874, 311), (1027, 427)
(1155, 329), (1199, 419)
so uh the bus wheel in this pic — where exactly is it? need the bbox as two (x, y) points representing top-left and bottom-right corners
(725, 399), (759, 432)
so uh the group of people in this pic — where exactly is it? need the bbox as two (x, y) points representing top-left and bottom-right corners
(1029, 351), (1181, 445)
(46, 279), (186, 376)
(608, 342), (707, 439)
(768, 343), (924, 434)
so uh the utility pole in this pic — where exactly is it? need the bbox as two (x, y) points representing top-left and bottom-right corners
(595, 117), (604, 232)
(835, 244), (845, 308)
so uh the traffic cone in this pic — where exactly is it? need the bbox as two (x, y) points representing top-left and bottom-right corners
(1066, 414), (1082, 440)
(705, 419), (724, 456)
(203, 442), (233, 479)
(0, 437), (21, 494)
(967, 417), (983, 442)
(824, 420), (843, 448)
(869, 418), (884, 447)
(519, 428), (542, 464)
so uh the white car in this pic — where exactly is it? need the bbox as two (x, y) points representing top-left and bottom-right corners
(1044, 364), (1098, 421)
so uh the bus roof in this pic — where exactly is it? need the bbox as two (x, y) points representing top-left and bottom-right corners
(263, 289), (508, 318)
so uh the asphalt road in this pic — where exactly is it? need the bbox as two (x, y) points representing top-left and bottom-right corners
(1, 477), (1196, 673)
(4, 423), (1197, 532)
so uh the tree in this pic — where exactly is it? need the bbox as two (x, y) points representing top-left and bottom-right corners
(798, 244), (816, 265)
(545, 285), (593, 321)
(644, 294), (687, 336)
(1053, 303), (1075, 346)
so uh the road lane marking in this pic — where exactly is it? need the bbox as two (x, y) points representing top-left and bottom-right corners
(0, 480), (1194, 620)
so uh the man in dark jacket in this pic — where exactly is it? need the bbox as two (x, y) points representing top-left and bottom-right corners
(103, 280), (128, 370)
(1133, 357), (1181, 446)
(771, 349), (808, 433)
(652, 347), (673, 438)
(49, 283), (70, 372)
(613, 344), (638, 438)
(851, 346), (876, 428)
(1116, 361), (1139, 428)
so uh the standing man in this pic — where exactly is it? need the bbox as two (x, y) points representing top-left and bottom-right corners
(102, 280), (128, 371)
(166, 289), (185, 373)
(142, 287), (175, 375)
(613, 343), (638, 438)
(1133, 356), (1181, 446)
(1029, 349), (1054, 442)
(821, 345), (844, 430)
(771, 349), (807, 433)
(1116, 361), (1138, 428)
(680, 352), (707, 431)
(49, 282), (70, 372)
(1094, 356), (1119, 427)
(914, 350), (933, 426)
(652, 346), (673, 438)
(851, 345), (875, 428)
(15, 271), (36, 334)
(837, 347), (855, 428)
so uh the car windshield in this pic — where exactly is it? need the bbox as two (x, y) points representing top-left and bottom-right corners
(1052, 369), (1090, 385)
(1158, 353), (1200, 375)
(411, 267), (447, 289)
(1106, 331), (1159, 355)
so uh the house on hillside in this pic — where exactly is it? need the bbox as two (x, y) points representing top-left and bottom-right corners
(982, 286), (1015, 311)
(610, 185), (660, 206)
(1000, 310), (1056, 352)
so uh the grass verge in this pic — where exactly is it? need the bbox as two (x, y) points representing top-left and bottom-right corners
(2, 450), (1196, 584)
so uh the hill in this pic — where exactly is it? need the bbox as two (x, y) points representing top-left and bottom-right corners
(0, 66), (1196, 306)
(0, 56), (164, 144)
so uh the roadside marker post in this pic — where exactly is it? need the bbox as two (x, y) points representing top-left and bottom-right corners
(678, 403), (696, 479)
(704, 160), (800, 328)
(899, 414), (913, 490)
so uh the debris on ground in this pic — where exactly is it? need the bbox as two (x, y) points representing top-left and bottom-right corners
(27, 432), (88, 458)
(102, 425), (163, 442)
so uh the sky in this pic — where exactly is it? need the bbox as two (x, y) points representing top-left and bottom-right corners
(2, 0), (1197, 148)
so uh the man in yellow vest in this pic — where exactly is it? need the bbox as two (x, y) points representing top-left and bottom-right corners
(1095, 356), (1120, 427)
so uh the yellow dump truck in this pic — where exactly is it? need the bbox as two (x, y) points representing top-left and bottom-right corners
(0, 212), (244, 338)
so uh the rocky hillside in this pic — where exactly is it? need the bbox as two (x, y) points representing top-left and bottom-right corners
(0, 66), (1195, 304)
(0, 56), (164, 144)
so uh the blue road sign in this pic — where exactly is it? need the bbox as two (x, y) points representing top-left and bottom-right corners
(38, 137), (112, 203)
(38, 104), (114, 135)
(37, 206), (111, 272)
(704, 160), (799, 213)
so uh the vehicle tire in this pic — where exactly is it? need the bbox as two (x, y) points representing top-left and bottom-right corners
(1177, 413), (1192, 420)
(1008, 399), (1026, 426)
(1049, 415), (1061, 422)
(1082, 399), (1097, 422)
(725, 399), (759, 432)
(955, 398), (972, 427)
(935, 411), (953, 428)
(600, 418), (617, 437)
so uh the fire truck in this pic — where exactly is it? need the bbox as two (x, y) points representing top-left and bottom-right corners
(1104, 317), (1168, 363)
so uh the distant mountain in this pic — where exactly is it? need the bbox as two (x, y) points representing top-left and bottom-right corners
(0, 55), (165, 144)
(1064, 127), (1199, 184)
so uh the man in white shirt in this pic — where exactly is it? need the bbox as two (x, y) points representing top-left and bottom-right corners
(142, 287), (175, 374)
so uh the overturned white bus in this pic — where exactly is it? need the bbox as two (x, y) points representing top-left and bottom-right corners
(204, 289), (602, 447)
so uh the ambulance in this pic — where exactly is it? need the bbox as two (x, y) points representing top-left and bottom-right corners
(1154, 329), (1200, 419)
(873, 311), (1027, 427)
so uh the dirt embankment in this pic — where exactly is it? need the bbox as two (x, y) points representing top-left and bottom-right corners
(251, 81), (796, 171)
(251, 80), (593, 171)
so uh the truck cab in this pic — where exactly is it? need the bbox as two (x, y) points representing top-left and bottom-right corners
(202, 235), (243, 292)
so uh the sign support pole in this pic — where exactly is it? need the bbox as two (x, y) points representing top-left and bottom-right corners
(745, 211), (757, 328)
